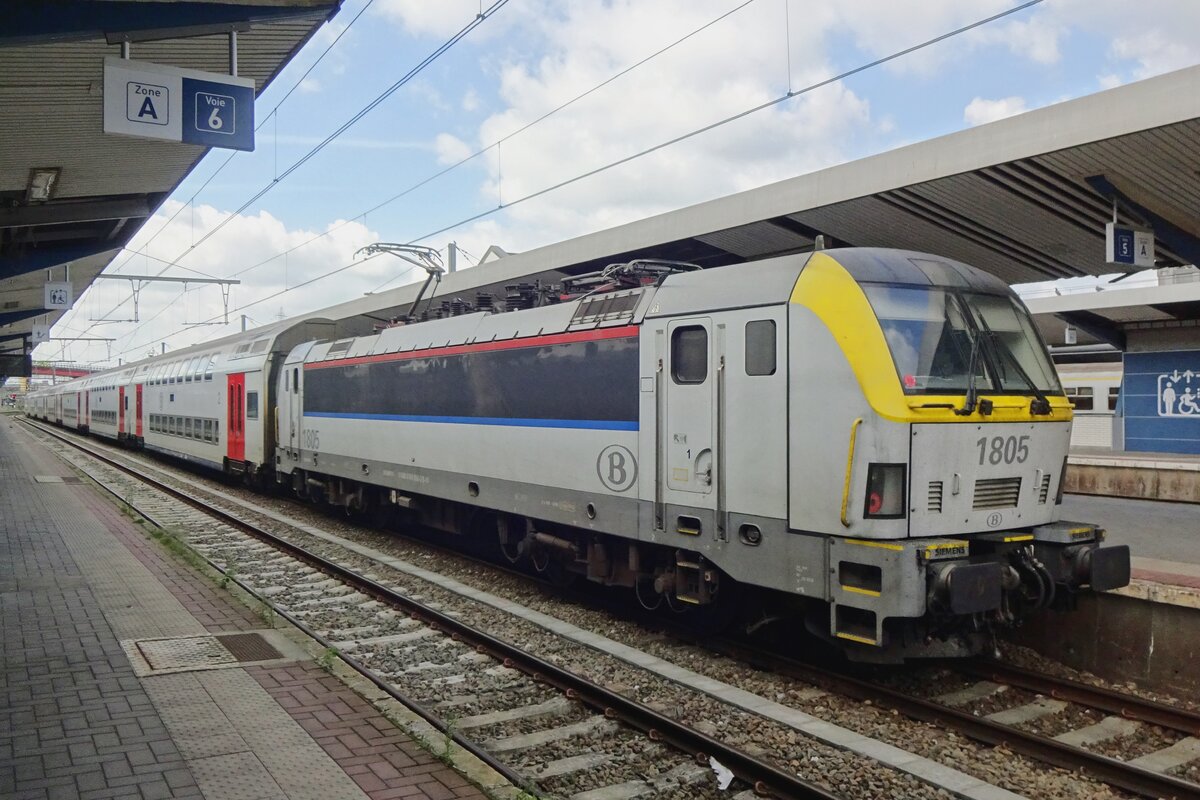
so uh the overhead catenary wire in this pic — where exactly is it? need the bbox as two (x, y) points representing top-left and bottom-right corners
(111, 0), (1043, 360)
(52, 0), (380, 355)
(67, 0), (506, 360)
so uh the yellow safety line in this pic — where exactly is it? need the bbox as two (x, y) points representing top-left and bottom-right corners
(835, 632), (878, 645)
(841, 585), (882, 597)
(1003, 534), (1034, 542)
(840, 417), (863, 527)
(846, 538), (904, 551)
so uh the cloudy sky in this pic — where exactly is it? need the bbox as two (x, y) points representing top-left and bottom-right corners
(41, 0), (1200, 366)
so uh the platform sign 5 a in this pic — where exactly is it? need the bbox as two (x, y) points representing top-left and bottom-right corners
(1123, 350), (1200, 455)
(103, 57), (255, 151)
(1105, 222), (1155, 268)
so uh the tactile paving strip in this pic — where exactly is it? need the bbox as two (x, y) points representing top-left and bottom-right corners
(138, 635), (238, 671)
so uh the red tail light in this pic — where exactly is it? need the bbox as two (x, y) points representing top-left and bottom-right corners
(864, 463), (906, 519)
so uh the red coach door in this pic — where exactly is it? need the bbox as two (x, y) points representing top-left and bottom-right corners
(227, 373), (245, 462)
(118, 386), (126, 436)
(135, 384), (144, 438)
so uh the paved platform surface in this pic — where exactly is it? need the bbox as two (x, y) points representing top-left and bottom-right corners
(1, 418), (488, 800)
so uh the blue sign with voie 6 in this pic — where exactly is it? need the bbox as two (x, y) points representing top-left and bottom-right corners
(182, 77), (254, 151)
(1122, 350), (1200, 454)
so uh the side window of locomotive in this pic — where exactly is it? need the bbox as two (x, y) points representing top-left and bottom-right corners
(744, 320), (776, 376)
(671, 326), (708, 384)
(246, 391), (259, 420)
(1108, 387), (1119, 411)
(292, 368), (299, 392)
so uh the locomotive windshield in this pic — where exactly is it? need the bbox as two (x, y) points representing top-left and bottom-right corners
(864, 285), (1061, 396)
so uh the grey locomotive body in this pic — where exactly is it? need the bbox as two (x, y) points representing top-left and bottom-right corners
(275, 248), (1130, 659)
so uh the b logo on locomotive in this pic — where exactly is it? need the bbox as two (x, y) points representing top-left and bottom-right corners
(596, 444), (637, 492)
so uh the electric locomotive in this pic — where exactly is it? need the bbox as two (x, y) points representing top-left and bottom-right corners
(273, 247), (1129, 660)
(26, 247), (1129, 660)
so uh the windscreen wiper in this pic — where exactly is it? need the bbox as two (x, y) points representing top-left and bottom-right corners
(953, 331), (981, 416)
(975, 312), (1052, 416)
(954, 297), (991, 416)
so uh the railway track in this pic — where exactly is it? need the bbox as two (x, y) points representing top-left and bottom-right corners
(24, 418), (1200, 799)
(706, 631), (1200, 799)
(21, 419), (838, 800)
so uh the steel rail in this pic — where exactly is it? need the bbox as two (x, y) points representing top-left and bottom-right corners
(714, 638), (1200, 800)
(24, 419), (839, 800)
(961, 660), (1200, 737)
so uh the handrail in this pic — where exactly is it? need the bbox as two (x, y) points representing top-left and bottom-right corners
(839, 418), (863, 527)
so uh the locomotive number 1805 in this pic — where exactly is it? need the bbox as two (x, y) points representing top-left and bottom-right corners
(976, 434), (1029, 466)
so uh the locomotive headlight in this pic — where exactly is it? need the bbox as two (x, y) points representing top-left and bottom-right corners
(864, 463), (907, 519)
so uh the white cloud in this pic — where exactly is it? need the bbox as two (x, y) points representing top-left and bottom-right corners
(377, 0), (508, 39)
(461, 88), (480, 112)
(1097, 73), (1123, 90)
(1110, 30), (1199, 80)
(298, 77), (321, 94)
(434, 133), (473, 165)
(963, 95), (1027, 126)
(42, 202), (387, 366)
(418, 0), (872, 250)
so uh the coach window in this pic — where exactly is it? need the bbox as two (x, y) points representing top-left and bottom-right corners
(203, 420), (213, 441)
(671, 326), (708, 384)
(184, 418), (193, 438)
(1065, 387), (1094, 411)
(192, 358), (204, 381)
(292, 367), (299, 392)
(205, 355), (215, 380)
(1108, 387), (1119, 411)
(745, 320), (776, 376)
(246, 391), (259, 420)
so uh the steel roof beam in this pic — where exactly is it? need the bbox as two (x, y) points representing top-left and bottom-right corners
(1086, 174), (1200, 266)
(0, 308), (47, 328)
(0, 198), (151, 229)
(1055, 310), (1127, 350)
(0, 242), (120, 281)
(0, 2), (335, 47)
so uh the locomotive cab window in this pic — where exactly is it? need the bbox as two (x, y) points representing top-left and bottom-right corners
(745, 320), (776, 376)
(671, 326), (708, 384)
(246, 391), (259, 420)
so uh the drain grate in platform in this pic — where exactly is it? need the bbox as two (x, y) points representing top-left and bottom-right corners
(33, 475), (82, 484)
(218, 633), (282, 662)
(121, 630), (298, 676)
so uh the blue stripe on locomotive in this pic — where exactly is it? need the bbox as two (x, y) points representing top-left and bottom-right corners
(303, 333), (640, 429)
(304, 411), (638, 431)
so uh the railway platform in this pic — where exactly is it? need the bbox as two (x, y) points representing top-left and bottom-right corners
(0, 418), (490, 800)
(1067, 447), (1200, 503)
(1013, 491), (1200, 697)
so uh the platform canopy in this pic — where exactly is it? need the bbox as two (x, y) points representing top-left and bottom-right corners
(320, 63), (1200, 338)
(0, 0), (341, 381)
